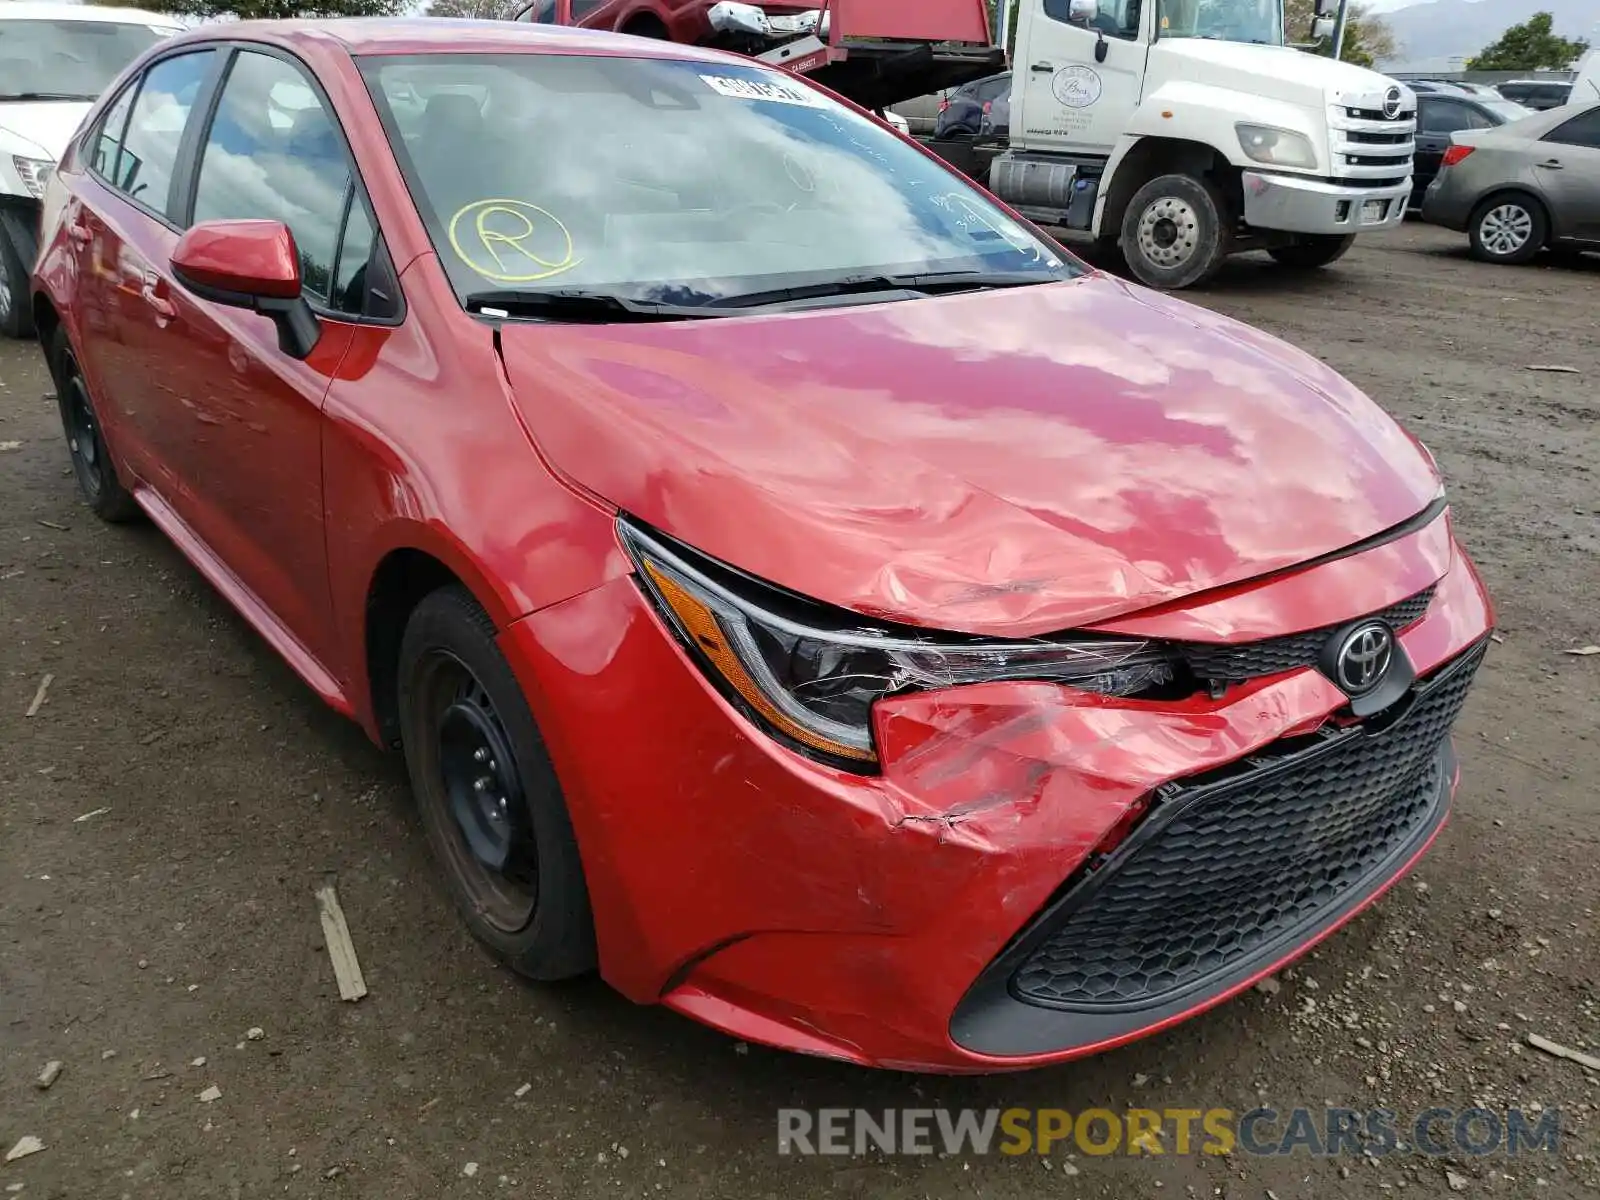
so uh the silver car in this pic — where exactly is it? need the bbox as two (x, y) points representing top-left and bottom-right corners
(1421, 101), (1600, 264)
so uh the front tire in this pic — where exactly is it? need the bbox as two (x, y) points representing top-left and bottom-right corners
(1119, 173), (1233, 290)
(1468, 194), (1546, 264)
(398, 586), (596, 981)
(49, 327), (140, 523)
(1268, 234), (1356, 270)
(0, 227), (35, 340)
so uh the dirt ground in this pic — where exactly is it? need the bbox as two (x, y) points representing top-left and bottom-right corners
(2, 223), (1597, 1199)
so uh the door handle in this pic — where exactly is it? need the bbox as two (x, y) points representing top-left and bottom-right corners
(1536, 158), (1563, 169)
(1031, 62), (1054, 72)
(141, 272), (176, 319)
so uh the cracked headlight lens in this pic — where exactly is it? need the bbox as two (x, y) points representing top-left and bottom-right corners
(620, 521), (1175, 770)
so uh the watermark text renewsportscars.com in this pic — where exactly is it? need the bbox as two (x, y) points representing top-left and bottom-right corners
(777, 1107), (1561, 1158)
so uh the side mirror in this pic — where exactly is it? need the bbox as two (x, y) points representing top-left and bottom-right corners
(1314, 0), (1340, 15)
(1311, 15), (1335, 39)
(1068, 0), (1096, 23)
(170, 219), (320, 360)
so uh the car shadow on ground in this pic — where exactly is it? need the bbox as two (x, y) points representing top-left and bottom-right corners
(1407, 239), (1600, 275)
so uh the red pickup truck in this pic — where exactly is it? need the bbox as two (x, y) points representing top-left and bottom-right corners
(510, 0), (1002, 112)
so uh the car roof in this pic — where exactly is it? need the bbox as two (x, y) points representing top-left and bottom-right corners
(182, 17), (749, 63)
(0, 1), (184, 26)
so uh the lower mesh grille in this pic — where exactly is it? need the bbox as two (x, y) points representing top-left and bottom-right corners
(1010, 642), (1483, 1011)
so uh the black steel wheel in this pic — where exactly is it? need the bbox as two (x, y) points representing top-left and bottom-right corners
(398, 586), (596, 979)
(50, 327), (139, 522)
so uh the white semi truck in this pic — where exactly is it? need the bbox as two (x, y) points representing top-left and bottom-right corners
(521, 0), (1418, 289)
(951, 0), (1418, 287)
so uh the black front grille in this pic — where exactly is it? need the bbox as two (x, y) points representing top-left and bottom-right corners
(1010, 641), (1483, 1011)
(1345, 129), (1412, 146)
(1177, 587), (1434, 686)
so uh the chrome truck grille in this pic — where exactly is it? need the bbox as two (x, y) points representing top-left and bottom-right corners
(1328, 86), (1416, 184)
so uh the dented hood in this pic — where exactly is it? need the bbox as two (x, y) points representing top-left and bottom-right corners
(497, 273), (1440, 637)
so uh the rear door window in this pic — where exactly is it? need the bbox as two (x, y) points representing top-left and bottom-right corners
(1545, 106), (1600, 149)
(1419, 98), (1474, 135)
(108, 49), (216, 219)
(89, 82), (137, 182)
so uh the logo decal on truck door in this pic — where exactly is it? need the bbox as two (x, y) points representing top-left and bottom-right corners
(1051, 65), (1103, 109)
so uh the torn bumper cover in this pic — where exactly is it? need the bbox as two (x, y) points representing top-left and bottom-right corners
(501, 525), (1493, 1073)
(707, 2), (827, 41)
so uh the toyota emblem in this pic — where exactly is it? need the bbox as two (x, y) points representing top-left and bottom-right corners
(1334, 622), (1394, 694)
(1383, 85), (1403, 119)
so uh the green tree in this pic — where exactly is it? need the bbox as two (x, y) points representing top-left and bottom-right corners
(427, 0), (525, 17)
(1467, 12), (1588, 71)
(130, 0), (403, 19)
(986, 0), (1021, 58)
(1285, 0), (1395, 69)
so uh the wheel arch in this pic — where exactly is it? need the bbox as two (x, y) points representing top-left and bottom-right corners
(1094, 136), (1237, 238)
(359, 533), (522, 749)
(618, 7), (670, 37)
(32, 290), (61, 361)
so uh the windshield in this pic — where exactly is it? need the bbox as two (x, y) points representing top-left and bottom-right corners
(360, 53), (1075, 309)
(0, 19), (175, 102)
(1158, 0), (1284, 45)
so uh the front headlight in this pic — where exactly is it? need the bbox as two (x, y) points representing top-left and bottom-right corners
(621, 521), (1176, 771)
(11, 155), (54, 200)
(1235, 124), (1318, 170)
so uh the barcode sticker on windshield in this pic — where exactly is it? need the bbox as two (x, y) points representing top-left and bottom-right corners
(699, 74), (824, 108)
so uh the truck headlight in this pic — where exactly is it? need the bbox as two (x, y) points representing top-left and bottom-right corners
(12, 155), (54, 200)
(621, 520), (1176, 770)
(1236, 125), (1317, 170)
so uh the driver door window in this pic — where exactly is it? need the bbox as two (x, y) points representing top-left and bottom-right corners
(190, 50), (383, 316)
(1045, 0), (1142, 40)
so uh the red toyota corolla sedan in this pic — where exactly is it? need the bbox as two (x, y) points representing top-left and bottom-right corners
(32, 19), (1493, 1072)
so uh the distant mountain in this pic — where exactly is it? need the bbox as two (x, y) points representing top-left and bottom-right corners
(1377, 0), (1596, 68)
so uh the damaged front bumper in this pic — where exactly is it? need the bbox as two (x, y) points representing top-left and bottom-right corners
(501, 518), (1493, 1072)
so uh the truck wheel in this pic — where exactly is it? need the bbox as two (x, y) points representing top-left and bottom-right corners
(1119, 174), (1233, 290)
(1467, 194), (1546, 265)
(1268, 235), (1356, 270)
(0, 227), (35, 340)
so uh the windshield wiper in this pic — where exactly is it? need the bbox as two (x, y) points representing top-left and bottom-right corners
(1, 91), (98, 102)
(466, 269), (1057, 323)
(464, 288), (731, 323)
(702, 268), (1054, 310)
